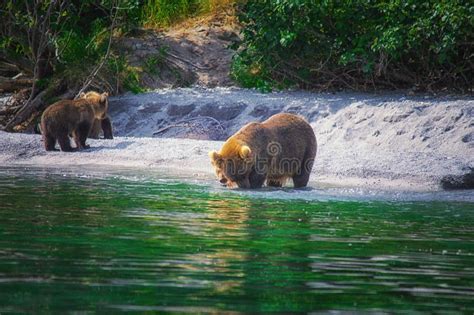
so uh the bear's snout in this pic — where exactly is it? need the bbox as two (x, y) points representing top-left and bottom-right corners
(219, 177), (228, 185)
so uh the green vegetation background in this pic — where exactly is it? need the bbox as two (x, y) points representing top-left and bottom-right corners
(1, 1), (227, 95)
(232, 0), (473, 92)
(1, 0), (472, 93)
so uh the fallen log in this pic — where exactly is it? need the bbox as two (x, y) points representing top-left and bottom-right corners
(0, 76), (34, 93)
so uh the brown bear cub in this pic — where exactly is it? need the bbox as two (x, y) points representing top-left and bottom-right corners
(41, 91), (109, 152)
(209, 113), (317, 189)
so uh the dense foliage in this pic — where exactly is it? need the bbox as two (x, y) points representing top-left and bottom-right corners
(232, 0), (474, 92)
(0, 0), (143, 95)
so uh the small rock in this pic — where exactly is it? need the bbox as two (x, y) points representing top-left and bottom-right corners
(383, 112), (412, 123)
(461, 132), (474, 143)
(192, 146), (203, 154)
(249, 105), (279, 118)
(287, 106), (302, 113)
(441, 168), (474, 190)
(452, 112), (464, 123)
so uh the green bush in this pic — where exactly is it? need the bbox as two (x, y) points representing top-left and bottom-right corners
(231, 53), (273, 92)
(141, 0), (227, 28)
(233, 0), (474, 91)
(143, 0), (197, 27)
(0, 0), (235, 95)
(0, 0), (143, 92)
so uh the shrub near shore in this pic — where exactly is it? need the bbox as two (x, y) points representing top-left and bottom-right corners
(232, 0), (473, 92)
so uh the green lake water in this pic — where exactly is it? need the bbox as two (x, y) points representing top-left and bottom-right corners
(0, 167), (473, 313)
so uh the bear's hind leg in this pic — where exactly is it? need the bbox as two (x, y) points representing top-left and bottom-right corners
(292, 156), (314, 188)
(58, 134), (74, 152)
(292, 172), (310, 188)
(76, 121), (91, 149)
(101, 117), (113, 139)
(43, 134), (58, 151)
(72, 130), (81, 149)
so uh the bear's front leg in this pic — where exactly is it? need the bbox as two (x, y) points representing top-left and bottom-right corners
(236, 177), (251, 189)
(249, 169), (265, 188)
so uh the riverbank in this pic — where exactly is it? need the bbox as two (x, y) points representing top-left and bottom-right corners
(0, 130), (469, 191)
(1, 88), (472, 191)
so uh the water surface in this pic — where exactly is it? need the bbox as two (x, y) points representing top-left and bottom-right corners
(0, 167), (473, 313)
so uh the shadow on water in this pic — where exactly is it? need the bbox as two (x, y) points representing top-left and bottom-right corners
(0, 166), (473, 313)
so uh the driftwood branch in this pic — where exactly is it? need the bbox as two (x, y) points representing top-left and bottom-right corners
(166, 52), (212, 71)
(153, 116), (225, 136)
(3, 80), (66, 131)
(4, 88), (47, 131)
(0, 76), (34, 93)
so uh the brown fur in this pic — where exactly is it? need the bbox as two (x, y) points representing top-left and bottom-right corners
(40, 91), (109, 152)
(88, 116), (113, 139)
(209, 113), (317, 189)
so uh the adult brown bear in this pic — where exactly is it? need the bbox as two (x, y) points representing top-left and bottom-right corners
(209, 113), (317, 188)
(40, 91), (109, 152)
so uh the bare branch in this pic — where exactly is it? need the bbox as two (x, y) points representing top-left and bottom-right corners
(75, 0), (120, 98)
(153, 116), (226, 136)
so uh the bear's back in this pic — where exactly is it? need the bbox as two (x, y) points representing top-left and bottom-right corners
(41, 99), (93, 132)
(262, 113), (316, 150)
(263, 113), (312, 132)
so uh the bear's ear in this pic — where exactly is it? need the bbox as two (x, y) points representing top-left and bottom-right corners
(100, 93), (108, 104)
(79, 92), (86, 98)
(239, 145), (251, 159)
(209, 150), (220, 162)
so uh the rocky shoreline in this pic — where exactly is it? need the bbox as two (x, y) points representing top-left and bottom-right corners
(1, 87), (472, 191)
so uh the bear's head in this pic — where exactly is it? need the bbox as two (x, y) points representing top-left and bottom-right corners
(80, 91), (109, 119)
(209, 139), (254, 188)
